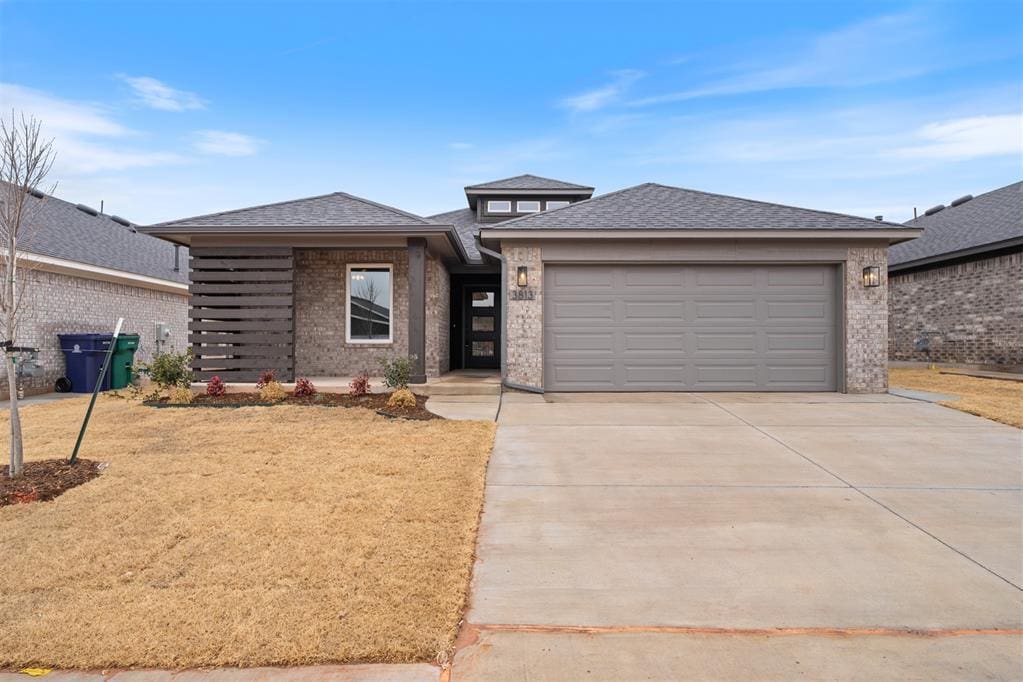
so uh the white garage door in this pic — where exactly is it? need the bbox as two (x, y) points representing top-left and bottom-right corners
(544, 264), (839, 391)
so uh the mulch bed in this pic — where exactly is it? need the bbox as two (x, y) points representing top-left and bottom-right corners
(146, 392), (441, 420)
(1, 459), (101, 507)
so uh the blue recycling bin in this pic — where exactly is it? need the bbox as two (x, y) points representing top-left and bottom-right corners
(58, 333), (113, 393)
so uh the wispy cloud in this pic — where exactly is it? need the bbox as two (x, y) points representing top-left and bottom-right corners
(0, 83), (130, 136)
(192, 130), (263, 156)
(631, 13), (938, 106)
(118, 75), (205, 111)
(888, 114), (1022, 160)
(560, 69), (644, 112)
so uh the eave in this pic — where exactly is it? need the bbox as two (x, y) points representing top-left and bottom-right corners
(888, 235), (1023, 273)
(480, 228), (923, 246)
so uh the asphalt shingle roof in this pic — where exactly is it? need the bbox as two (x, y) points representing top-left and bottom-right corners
(487, 183), (913, 232)
(890, 181), (1023, 267)
(153, 192), (433, 228)
(465, 174), (593, 191)
(428, 208), (484, 262)
(17, 189), (187, 284)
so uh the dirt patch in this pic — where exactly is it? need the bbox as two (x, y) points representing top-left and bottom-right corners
(890, 367), (1023, 429)
(149, 392), (440, 420)
(0, 459), (101, 506)
(0, 396), (495, 669)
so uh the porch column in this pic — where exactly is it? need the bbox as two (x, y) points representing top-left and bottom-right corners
(407, 237), (427, 384)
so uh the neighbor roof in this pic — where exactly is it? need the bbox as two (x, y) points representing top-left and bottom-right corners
(484, 183), (915, 232)
(429, 208), (484, 262)
(890, 181), (1023, 270)
(15, 188), (187, 284)
(152, 191), (434, 228)
(464, 174), (593, 192)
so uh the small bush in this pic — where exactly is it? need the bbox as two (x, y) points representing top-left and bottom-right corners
(137, 349), (194, 390)
(169, 386), (194, 404)
(293, 377), (317, 397)
(378, 355), (417, 389)
(386, 388), (416, 410)
(259, 380), (286, 403)
(206, 375), (227, 397)
(256, 369), (276, 390)
(349, 372), (371, 397)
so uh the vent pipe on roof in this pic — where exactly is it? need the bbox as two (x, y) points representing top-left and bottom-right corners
(27, 188), (44, 199)
(924, 204), (945, 216)
(75, 203), (99, 216)
(950, 194), (974, 207)
(100, 200), (104, 214)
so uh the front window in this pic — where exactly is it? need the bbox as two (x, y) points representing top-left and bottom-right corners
(546, 200), (570, 210)
(487, 200), (511, 213)
(516, 200), (541, 213)
(347, 264), (392, 343)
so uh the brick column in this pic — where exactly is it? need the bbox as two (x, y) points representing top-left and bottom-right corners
(407, 238), (427, 384)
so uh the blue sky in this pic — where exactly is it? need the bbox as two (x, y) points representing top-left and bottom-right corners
(1, 0), (1020, 224)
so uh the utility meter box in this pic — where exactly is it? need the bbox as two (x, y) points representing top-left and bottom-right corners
(155, 322), (172, 342)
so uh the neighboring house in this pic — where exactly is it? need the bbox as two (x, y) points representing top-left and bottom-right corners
(2, 189), (189, 396)
(139, 174), (919, 393)
(889, 181), (1023, 368)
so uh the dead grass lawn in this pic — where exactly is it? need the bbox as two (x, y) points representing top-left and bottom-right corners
(890, 367), (1023, 429)
(0, 397), (495, 669)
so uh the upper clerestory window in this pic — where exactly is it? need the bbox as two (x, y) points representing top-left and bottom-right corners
(546, 201), (570, 210)
(487, 200), (511, 213)
(516, 200), (541, 213)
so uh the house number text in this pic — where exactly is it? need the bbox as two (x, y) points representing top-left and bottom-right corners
(510, 289), (536, 301)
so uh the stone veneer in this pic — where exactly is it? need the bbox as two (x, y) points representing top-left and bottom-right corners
(888, 250), (1023, 366)
(501, 242), (891, 393)
(293, 248), (448, 378)
(0, 268), (188, 396)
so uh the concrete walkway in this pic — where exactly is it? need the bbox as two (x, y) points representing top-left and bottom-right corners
(453, 392), (1023, 680)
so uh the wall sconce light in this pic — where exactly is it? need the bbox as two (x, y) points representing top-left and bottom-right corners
(862, 265), (881, 288)
(516, 266), (528, 288)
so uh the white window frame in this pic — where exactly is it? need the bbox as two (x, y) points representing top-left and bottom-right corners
(516, 200), (541, 213)
(546, 200), (570, 210)
(345, 263), (393, 344)
(487, 200), (512, 213)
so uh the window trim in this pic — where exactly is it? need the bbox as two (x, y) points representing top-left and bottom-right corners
(516, 200), (541, 213)
(345, 263), (394, 344)
(545, 200), (570, 210)
(487, 200), (512, 213)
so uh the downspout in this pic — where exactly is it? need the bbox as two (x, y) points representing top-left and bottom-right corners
(475, 237), (543, 393)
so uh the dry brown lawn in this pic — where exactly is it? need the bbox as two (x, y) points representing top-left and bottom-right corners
(0, 396), (495, 669)
(890, 367), (1023, 429)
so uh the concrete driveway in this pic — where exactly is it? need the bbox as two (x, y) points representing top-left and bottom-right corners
(452, 392), (1023, 681)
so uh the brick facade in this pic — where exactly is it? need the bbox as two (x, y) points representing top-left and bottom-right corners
(293, 248), (448, 378)
(845, 246), (889, 393)
(888, 250), (1023, 366)
(0, 268), (188, 396)
(501, 242), (891, 393)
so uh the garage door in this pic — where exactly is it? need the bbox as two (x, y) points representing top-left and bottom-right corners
(544, 264), (838, 391)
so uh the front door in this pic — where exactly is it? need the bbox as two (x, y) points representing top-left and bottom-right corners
(464, 287), (500, 369)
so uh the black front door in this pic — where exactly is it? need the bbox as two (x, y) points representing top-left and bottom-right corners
(464, 287), (500, 369)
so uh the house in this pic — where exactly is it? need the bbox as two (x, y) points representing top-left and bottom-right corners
(139, 175), (920, 393)
(2, 188), (189, 396)
(888, 181), (1022, 368)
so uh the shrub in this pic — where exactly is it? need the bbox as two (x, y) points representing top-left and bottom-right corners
(256, 369), (276, 389)
(349, 372), (371, 397)
(169, 386), (194, 404)
(206, 375), (227, 397)
(259, 380), (286, 403)
(137, 349), (194, 390)
(378, 355), (417, 389)
(293, 377), (317, 397)
(386, 387), (416, 410)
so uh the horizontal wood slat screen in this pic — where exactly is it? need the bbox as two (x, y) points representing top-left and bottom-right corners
(188, 247), (296, 382)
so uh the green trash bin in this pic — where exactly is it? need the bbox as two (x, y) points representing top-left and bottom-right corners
(110, 333), (141, 389)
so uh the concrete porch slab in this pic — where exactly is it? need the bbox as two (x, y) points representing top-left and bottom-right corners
(425, 396), (500, 421)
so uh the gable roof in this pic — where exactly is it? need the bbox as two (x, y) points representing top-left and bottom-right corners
(14, 187), (187, 284)
(429, 207), (483, 262)
(153, 191), (433, 228)
(483, 182), (915, 232)
(890, 181), (1023, 270)
(465, 174), (593, 192)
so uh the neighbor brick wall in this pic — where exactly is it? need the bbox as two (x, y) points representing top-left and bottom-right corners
(888, 250), (1023, 366)
(293, 248), (448, 378)
(503, 245), (543, 388)
(0, 268), (188, 396)
(845, 246), (889, 393)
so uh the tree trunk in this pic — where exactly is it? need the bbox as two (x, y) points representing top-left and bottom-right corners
(6, 353), (23, 477)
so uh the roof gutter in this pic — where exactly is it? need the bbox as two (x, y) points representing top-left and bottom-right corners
(480, 228), (922, 243)
(473, 237), (542, 394)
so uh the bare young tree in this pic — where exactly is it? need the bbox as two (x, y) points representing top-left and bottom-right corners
(0, 112), (55, 477)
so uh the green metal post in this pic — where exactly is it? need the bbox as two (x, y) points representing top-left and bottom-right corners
(70, 318), (123, 465)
